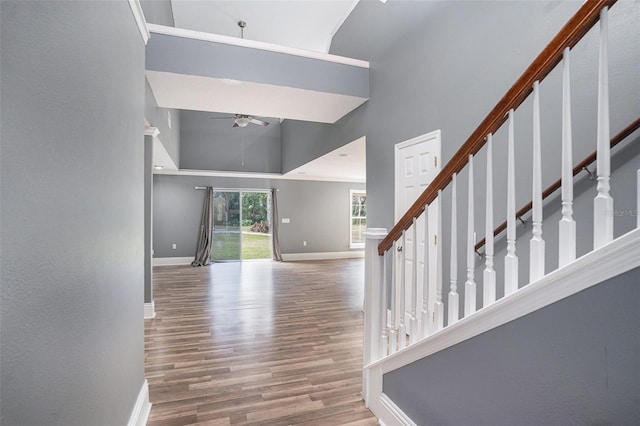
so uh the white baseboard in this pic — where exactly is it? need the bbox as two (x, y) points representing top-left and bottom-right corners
(153, 256), (193, 266)
(378, 394), (417, 426)
(128, 379), (151, 426)
(144, 301), (156, 319)
(282, 251), (365, 261)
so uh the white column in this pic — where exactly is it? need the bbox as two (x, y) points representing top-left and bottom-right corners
(465, 155), (476, 316)
(363, 228), (388, 368)
(421, 206), (430, 338)
(483, 134), (496, 306)
(380, 250), (388, 358)
(389, 247), (397, 354)
(530, 81), (545, 282)
(434, 190), (444, 331)
(448, 174), (459, 325)
(398, 231), (407, 349)
(409, 218), (418, 344)
(505, 109), (519, 296)
(559, 48), (576, 268)
(594, 6), (613, 249)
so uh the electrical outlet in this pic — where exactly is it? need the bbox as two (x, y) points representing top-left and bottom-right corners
(172, 244), (176, 250)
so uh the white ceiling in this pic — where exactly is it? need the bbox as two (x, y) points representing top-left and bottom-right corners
(285, 136), (365, 182)
(145, 70), (367, 124)
(170, 0), (360, 53)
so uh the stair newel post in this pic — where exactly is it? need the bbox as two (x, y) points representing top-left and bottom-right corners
(483, 134), (496, 306)
(380, 250), (389, 358)
(594, 5), (613, 249)
(530, 80), (545, 282)
(410, 217), (419, 344)
(389, 245), (397, 354)
(559, 47), (576, 267)
(398, 230), (407, 349)
(363, 228), (388, 382)
(434, 190), (445, 331)
(464, 155), (476, 317)
(448, 173), (459, 325)
(505, 109), (519, 296)
(421, 204), (430, 338)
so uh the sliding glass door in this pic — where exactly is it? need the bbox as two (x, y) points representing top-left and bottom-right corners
(210, 190), (272, 261)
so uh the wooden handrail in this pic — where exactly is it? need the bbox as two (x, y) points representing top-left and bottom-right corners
(378, 0), (617, 256)
(474, 116), (640, 252)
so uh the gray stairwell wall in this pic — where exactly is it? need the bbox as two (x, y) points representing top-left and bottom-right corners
(153, 175), (365, 258)
(383, 266), (640, 425)
(140, 0), (175, 27)
(1, 1), (146, 425)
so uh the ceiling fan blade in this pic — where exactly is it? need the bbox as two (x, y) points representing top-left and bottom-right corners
(232, 122), (239, 128)
(249, 118), (269, 126)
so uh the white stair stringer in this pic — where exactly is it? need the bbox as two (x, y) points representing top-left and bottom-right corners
(364, 228), (640, 425)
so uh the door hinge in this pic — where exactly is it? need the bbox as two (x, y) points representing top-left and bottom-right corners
(434, 235), (437, 245)
(434, 156), (438, 168)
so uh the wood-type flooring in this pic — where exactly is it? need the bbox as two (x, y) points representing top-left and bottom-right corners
(145, 259), (378, 426)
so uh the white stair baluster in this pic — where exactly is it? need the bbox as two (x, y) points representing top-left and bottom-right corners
(559, 47), (576, 267)
(594, 6), (613, 249)
(484, 134), (496, 306)
(448, 174), (459, 325)
(530, 81), (545, 282)
(398, 231), (407, 349)
(505, 109), (519, 296)
(637, 170), (640, 229)
(409, 218), (418, 344)
(434, 191), (444, 331)
(465, 155), (476, 316)
(389, 248), (397, 354)
(421, 206), (430, 338)
(380, 250), (388, 358)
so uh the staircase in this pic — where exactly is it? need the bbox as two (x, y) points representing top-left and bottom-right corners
(362, 1), (640, 424)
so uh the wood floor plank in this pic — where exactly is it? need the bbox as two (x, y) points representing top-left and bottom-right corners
(145, 259), (378, 425)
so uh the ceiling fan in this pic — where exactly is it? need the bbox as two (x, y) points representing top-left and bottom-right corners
(210, 114), (270, 128)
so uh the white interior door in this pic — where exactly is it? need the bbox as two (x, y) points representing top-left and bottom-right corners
(394, 130), (441, 336)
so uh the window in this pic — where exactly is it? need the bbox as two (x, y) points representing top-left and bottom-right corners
(350, 190), (367, 248)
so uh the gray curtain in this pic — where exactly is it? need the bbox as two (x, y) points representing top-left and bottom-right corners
(271, 188), (283, 261)
(191, 187), (214, 266)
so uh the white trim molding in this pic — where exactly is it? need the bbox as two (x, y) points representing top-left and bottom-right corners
(144, 301), (156, 319)
(147, 24), (369, 69)
(127, 379), (151, 426)
(282, 251), (364, 262)
(153, 257), (193, 266)
(128, 0), (150, 45)
(154, 168), (365, 183)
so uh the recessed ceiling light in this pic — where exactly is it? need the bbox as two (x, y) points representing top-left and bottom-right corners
(153, 165), (164, 170)
(221, 78), (242, 86)
(297, 171), (306, 175)
(339, 153), (350, 157)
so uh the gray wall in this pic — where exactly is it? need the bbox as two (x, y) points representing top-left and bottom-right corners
(180, 111), (282, 173)
(328, 1), (640, 318)
(383, 266), (640, 425)
(145, 78), (180, 166)
(146, 33), (369, 99)
(153, 174), (365, 258)
(140, 0), (175, 27)
(1, 1), (146, 425)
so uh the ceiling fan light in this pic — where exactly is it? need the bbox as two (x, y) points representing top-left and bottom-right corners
(235, 117), (250, 127)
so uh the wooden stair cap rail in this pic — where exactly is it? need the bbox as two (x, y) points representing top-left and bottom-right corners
(378, 0), (617, 256)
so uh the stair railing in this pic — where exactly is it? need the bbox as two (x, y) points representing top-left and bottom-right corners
(363, 0), (637, 377)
